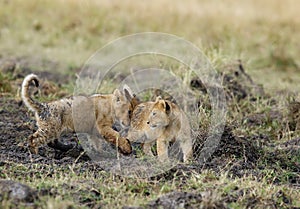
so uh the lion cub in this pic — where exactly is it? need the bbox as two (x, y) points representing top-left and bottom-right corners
(127, 96), (193, 162)
(21, 74), (135, 155)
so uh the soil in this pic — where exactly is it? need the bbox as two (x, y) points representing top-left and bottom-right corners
(0, 57), (299, 208)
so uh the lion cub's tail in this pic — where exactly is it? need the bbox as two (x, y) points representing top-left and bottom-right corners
(21, 74), (43, 113)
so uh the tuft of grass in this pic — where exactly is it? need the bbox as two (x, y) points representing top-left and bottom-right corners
(0, 72), (13, 93)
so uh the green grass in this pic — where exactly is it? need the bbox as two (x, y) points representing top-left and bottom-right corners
(1, 161), (299, 209)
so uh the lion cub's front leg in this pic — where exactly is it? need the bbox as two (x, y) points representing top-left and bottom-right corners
(156, 137), (169, 162)
(142, 142), (155, 157)
(97, 125), (132, 155)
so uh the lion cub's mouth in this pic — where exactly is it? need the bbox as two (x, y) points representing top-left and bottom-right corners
(147, 121), (160, 129)
(147, 122), (157, 129)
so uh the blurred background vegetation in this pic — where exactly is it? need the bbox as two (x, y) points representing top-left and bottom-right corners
(0, 0), (299, 90)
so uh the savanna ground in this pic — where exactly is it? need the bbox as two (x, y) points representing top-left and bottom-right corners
(0, 0), (299, 208)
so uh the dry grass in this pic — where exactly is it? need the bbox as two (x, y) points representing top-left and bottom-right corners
(0, 0), (299, 90)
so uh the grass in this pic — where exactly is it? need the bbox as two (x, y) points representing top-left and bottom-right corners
(0, 0), (300, 208)
(0, 0), (299, 90)
(1, 161), (299, 209)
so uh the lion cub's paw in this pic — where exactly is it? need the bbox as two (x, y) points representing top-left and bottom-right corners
(117, 137), (132, 155)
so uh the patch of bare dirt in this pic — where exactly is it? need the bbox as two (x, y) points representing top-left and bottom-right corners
(193, 125), (262, 177)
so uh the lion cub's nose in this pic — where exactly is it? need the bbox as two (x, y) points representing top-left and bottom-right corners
(147, 121), (150, 124)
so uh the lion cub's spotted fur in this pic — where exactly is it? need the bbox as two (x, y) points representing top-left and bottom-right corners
(21, 74), (135, 155)
(127, 96), (193, 162)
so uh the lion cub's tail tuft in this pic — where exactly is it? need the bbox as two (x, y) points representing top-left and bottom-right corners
(21, 74), (43, 113)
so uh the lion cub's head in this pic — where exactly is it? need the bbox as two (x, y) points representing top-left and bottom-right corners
(112, 85), (137, 128)
(147, 96), (172, 129)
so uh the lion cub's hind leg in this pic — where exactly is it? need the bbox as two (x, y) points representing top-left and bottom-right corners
(28, 131), (45, 154)
(180, 139), (193, 162)
(28, 117), (63, 154)
(179, 115), (193, 162)
(28, 128), (57, 154)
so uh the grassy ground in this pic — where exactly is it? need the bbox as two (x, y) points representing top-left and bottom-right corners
(0, 0), (300, 208)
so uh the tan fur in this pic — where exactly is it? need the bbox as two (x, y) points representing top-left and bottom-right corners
(21, 74), (135, 155)
(127, 96), (193, 162)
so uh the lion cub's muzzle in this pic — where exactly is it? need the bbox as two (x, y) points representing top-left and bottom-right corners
(146, 121), (159, 129)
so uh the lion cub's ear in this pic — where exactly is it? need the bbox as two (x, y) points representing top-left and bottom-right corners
(113, 89), (122, 102)
(156, 97), (172, 115)
(123, 84), (134, 101)
(155, 96), (162, 102)
(165, 101), (171, 115)
(122, 84), (140, 108)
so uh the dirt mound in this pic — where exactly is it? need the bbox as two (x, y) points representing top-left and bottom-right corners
(191, 60), (264, 104)
(193, 125), (262, 175)
(213, 126), (260, 162)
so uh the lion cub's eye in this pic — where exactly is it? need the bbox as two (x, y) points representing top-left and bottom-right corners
(152, 112), (156, 116)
